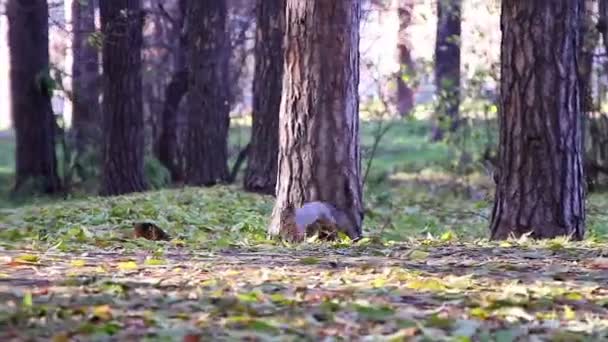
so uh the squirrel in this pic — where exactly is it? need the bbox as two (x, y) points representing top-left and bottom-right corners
(280, 202), (362, 242)
(133, 222), (171, 241)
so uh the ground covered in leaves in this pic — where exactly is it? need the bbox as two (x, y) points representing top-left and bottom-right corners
(1, 186), (608, 341)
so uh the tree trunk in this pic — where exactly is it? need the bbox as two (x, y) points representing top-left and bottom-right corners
(155, 0), (188, 183)
(579, 0), (597, 114)
(71, 0), (100, 155)
(581, 0), (602, 191)
(490, 0), (585, 240)
(393, 0), (415, 117)
(99, 0), (147, 196)
(156, 69), (187, 183)
(7, 0), (61, 194)
(243, 0), (285, 195)
(431, 0), (461, 141)
(268, 0), (364, 240)
(183, 0), (230, 186)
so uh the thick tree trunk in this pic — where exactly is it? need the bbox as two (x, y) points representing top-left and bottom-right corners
(431, 0), (461, 141)
(183, 0), (230, 186)
(7, 0), (61, 194)
(268, 0), (364, 240)
(490, 0), (585, 240)
(393, 0), (415, 117)
(99, 0), (147, 196)
(243, 0), (285, 195)
(71, 0), (100, 155)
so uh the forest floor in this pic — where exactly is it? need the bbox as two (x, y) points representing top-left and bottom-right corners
(1, 119), (608, 340)
(1, 186), (608, 341)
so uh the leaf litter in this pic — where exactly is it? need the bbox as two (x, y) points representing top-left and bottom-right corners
(0, 186), (607, 341)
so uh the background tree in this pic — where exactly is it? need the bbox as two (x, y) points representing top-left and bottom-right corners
(431, 0), (461, 141)
(154, 0), (188, 183)
(490, 0), (585, 240)
(7, 0), (61, 194)
(71, 0), (100, 157)
(99, 0), (147, 196)
(393, 0), (415, 117)
(268, 0), (364, 239)
(585, 0), (608, 191)
(243, 0), (285, 195)
(183, 0), (230, 186)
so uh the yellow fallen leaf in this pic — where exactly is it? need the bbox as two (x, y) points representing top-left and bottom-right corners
(92, 304), (113, 321)
(563, 305), (576, 320)
(70, 259), (86, 268)
(14, 254), (41, 264)
(117, 261), (138, 271)
(51, 332), (71, 342)
(408, 250), (429, 260)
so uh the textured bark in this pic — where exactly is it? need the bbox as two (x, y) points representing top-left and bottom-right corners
(490, 1), (585, 240)
(155, 0), (188, 183)
(268, 0), (364, 240)
(71, 0), (100, 154)
(393, 0), (415, 117)
(243, 0), (285, 195)
(99, 0), (148, 196)
(183, 0), (230, 186)
(7, 0), (61, 194)
(431, 0), (461, 141)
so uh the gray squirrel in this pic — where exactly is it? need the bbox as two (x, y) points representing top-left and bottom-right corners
(280, 201), (362, 241)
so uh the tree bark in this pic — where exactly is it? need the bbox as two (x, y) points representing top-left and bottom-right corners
(99, 0), (148, 196)
(431, 0), (461, 141)
(183, 0), (230, 186)
(7, 0), (61, 194)
(71, 0), (100, 155)
(490, 0), (585, 240)
(268, 0), (364, 240)
(393, 0), (415, 117)
(243, 0), (285, 195)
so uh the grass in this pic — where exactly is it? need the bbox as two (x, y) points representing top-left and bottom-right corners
(1, 118), (608, 340)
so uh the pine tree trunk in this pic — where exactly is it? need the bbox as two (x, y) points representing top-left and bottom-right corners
(243, 0), (285, 195)
(268, 0), (364, 240)
(7, 0), (61, 194)
(184, 0), (230, 186)
(490, 0), (585, 240)
(431, 0), (461, 141)
(99, 0), (147, 196)
(393, 0), (415, 117)
(71, 0), (100, 155)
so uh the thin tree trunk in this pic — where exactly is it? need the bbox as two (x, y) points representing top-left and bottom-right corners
(71, 0), (100, 155)
(268, 0), (364, 240)
(7, 0), (61, 194)
(243, 0), (285, 195)
(183, 0), (230, 186)
(393, 0), (415, 117)
(155, 0), (188, 183)
(431, 0), (461, 141)
(99, 0), (147, 196)
(490, 0), (585, 240)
